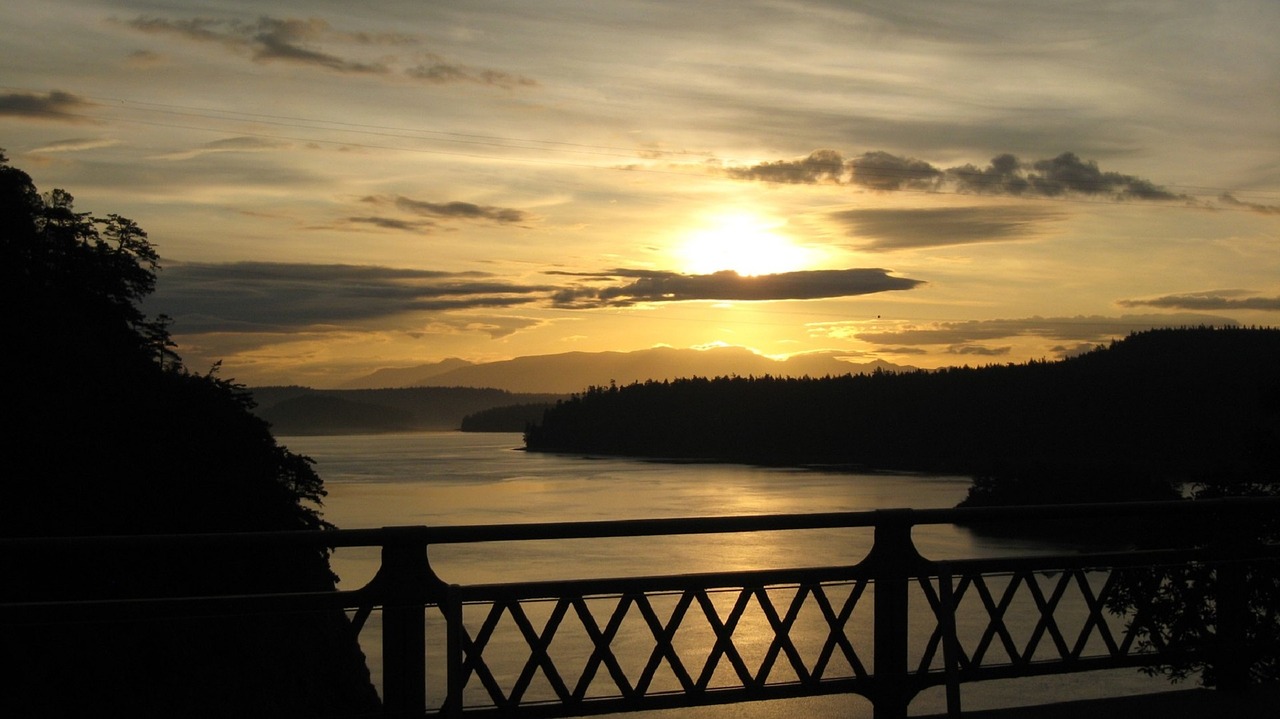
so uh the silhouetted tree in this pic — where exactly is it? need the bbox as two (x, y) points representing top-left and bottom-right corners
(1105, 390), (1280, 688)
(0, 151), (379, 717)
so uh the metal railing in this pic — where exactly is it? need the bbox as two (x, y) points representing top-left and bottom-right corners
(4, 497), (1278, 718)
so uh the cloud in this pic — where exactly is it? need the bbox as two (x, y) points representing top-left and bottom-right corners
(146, 262), (557, 333)
(1018, 152), (1183, 200)
(28, 137), (121, 153)
(725, 149), (845, 184)
(0, 90), (92, 122)
(850, 151), (943, 191)
(550, 268), (924, 308)
(831, 206), (1065, 250)
(947, 344), (1012, 357)
(123, 15), (535, 88)
(344, 216), (434, 232)
(727, 149), (1192, 202)
(150, 136), (290, 160)
(1219, 193), (1280, 215)
(942, 153), (1030, 195)
(125, 49), (165, 67)
(1118, 291), (1280, 312)
(362, 194), (534, 224)
(853, 313), (1239, 346)
(405, 57), (538, 89)
(127, 15), (390, 74)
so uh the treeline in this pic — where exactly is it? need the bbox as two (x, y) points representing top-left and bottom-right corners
(1, 152), (379, 716)
(525, 327), (1280, 501)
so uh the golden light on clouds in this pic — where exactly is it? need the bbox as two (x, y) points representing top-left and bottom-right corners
(2, 2), (1276, 386)
(675, 212), (817, 276)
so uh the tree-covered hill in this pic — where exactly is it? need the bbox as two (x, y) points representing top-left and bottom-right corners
(0, 152), (378, 716)
(525, 327), (1280, 501)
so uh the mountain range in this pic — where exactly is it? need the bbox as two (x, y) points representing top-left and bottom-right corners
(338, 346), (914, 394)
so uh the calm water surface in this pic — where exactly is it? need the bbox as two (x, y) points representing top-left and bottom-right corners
(281, 431), (1173, 717)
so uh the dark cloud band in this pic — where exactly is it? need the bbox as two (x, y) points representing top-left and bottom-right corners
(855, 313), (1239, 347)
(124, 15), (535, 87)
(552, 268), (924, 307)
(146, 262), (554, 333)
(730, 150), (1190, 203)
(831, 206), (1066, 250)
(1118, 292), (1280, 311)
(357, 195), (534, 227)
(0, 90), (91, 122)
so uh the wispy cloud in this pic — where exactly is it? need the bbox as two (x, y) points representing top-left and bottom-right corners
(947, 344), (1011, 357)
(549, 268), (924, 308)
(850, 313), (1239, 348)
(359, 194), (535, 226)
(150, 262), (919, 337)
(344, 216), (435, 232)
(126, 16), (392, 74)
(124, 49), (165, 68)
(146, 262), (556, 333)
(123, 15), (536, 88)
(0, 90), (92, 122)
(405, 55), (538, 89)
(1118, 290), (1280, 311)
(831, 206), (1066, 250)
(1218, 193), (1280, 215)
(393, 196), (531, 223)
(28, 137), (121, 153)
(150, 136), (290, 161)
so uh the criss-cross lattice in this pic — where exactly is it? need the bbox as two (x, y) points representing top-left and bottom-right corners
(451, 579), (870, 712)
(915, 566), (1167, 677)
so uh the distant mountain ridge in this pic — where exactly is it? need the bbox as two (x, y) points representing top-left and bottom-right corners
(249, 386), (564, 435)
(339, 346), (914, 393)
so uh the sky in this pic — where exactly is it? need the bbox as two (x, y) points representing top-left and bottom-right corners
(3, 1), (1278, 387)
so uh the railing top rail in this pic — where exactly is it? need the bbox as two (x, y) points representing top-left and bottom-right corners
(3, 496), (1276, 551)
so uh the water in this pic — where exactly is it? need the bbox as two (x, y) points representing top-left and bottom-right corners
(281, 431), (1176, 717)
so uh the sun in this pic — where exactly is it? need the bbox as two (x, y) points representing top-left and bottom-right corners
(676, 212), (814, 276)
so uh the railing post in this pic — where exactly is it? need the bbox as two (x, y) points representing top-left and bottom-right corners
(868, 509), (920, 719)
(1214, 554), (1249, 693)
(378, 527), (438, 719)
(936, 562), (962, 718)
(442, 583), (465, 718)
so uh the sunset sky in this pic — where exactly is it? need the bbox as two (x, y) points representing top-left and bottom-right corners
(3, 1), (1278, 387)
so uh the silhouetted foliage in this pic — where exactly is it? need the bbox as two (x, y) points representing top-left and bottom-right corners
(0, 151), (378, 717)
(1102, 386), (1280, 687)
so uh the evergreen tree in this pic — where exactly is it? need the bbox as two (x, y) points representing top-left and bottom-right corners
(0, 151), (379, 716)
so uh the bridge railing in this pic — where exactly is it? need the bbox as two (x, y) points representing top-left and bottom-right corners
(3, 497), (1278, 718)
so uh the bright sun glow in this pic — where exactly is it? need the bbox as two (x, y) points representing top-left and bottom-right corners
(676, 213), (814, 276)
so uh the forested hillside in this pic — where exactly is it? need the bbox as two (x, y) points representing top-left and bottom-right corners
(1, 153), (379, 716)
(525, 327), (1280, 502)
